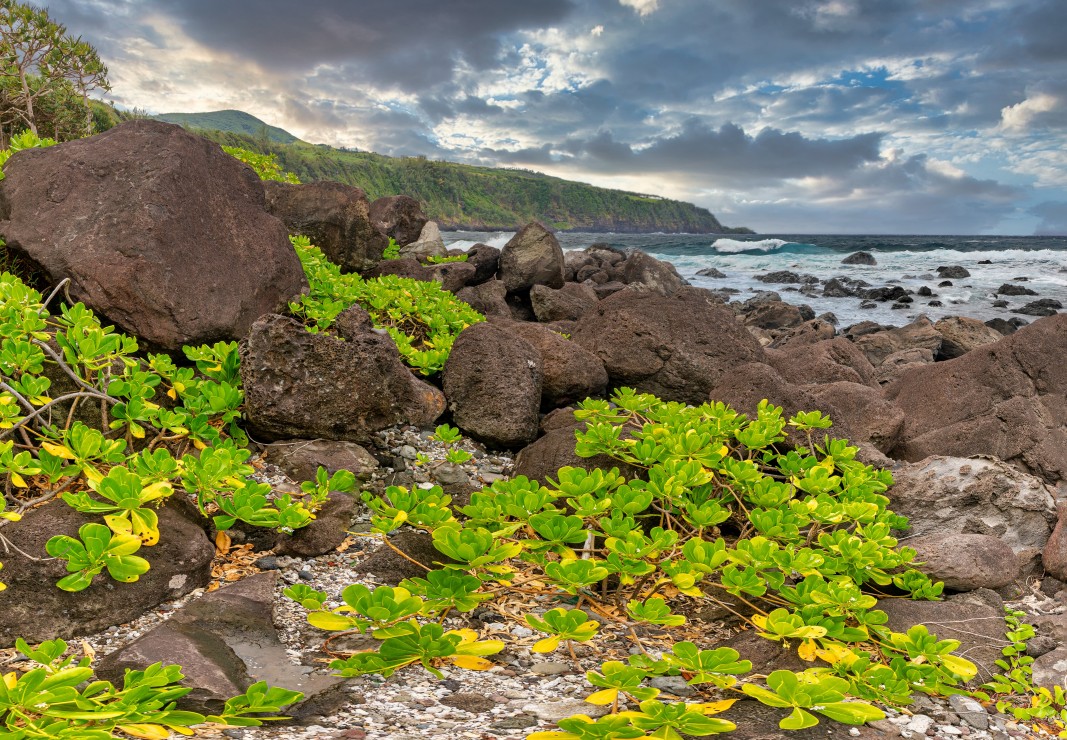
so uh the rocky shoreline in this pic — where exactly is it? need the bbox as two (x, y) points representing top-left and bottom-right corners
(0, 120), (1066, 740)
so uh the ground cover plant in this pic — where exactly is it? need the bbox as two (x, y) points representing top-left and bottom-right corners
(284, 389), (1009, 738)
(288, 235), (484, 376)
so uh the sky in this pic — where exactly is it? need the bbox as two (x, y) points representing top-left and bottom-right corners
(44, 0), (1067, 235)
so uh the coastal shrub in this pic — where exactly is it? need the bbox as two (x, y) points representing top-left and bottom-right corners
(0, 272), (335, 592)
(0, 637), (303, 737)
(288, 235), (484, 375)
(286, 389), (988, 736)
(222, 144), (300, 184)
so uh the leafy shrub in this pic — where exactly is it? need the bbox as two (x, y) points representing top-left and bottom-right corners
(285, 389), (992, 736)
(0, 272), (335, 592)
(222, 145), (300, 184)
(288, 236), (484, 375)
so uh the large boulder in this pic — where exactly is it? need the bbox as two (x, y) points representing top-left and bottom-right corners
(849, 316), (943, 366)
(572, 288), (765, 405)
(240, 308), (445, 443)
(465, 243), (501, 285)
(398, 221), (447, 260)
(263, 180), (387, 274)
(530, 282), (599, 322)
(933, 316), (1004, 360)
(442, 322), (542, 449)
(456, 279), (510, 318)
(513, 412), (642, 485)
(0, 498), (213, 647)
(369, 195), (428, 247)
(505, 320), (609, 409)
(741, 300), (809, 331)
(907, 533), (1020, 591)
(0, 120), (306, 350)
(767, 337), (878, 388)
(888, 456), (1057, 558)
(498, 221), (565, 293)
(617, 251), (687, 295)
(885, 314), (1067, 490)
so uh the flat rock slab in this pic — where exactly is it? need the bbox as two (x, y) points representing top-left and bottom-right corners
(97, 572), (349, 720)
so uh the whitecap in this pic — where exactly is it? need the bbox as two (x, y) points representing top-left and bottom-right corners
(711, 238), (788, 253)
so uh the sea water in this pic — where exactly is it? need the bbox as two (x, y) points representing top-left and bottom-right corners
(443, 231), (1067, 329)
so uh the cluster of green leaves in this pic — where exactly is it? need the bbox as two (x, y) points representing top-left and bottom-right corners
(285, 389), (991, 737)
(382, 238), (401, 260)
(221, 145), (300, 184)
(0, 637), (302, 738)
(0, 272), (333, 592)
(288, 236), (484, 375)
(0, 129), (56, 178)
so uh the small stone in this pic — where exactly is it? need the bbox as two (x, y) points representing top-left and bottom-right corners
(905, 714), (934, 735)
(949, 694), (989, 729)
(298, 570), (314, 580)
(523, 700), (609, 722)
(439, 693), (497, 714)
(255, 555), (280, 570)
(512, 626), (534, 638)
(399, 445), (418, 460)
(492, 716), (538, 730)
(531, 661), (572, 675)
(432, 463), (469, 485)
(649, 675), (696, 697)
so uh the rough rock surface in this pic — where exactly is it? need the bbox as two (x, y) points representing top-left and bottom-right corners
(572, 288), (765, 405)
(498, 221), (565, 293)
(0, 119), (306, 350)
(398, 220), (448, 260)
(241, 309), (444, 443)
(933, 315), (1005, 360)
(0, 498), (213, 647)
(455, 279), (510, 317)
(529, 282), (599, 322)
(368, 194), (427, 247)
(618, 250), (687, 295)
(264, 439), (380, 483)
(442, 322), (543, 449)
(767, 337), (878, 387)
(907, 533), (1020, 591)
(264, 180), (387, 274)
(505, 320), (608, 409)
(886, 314), (1067, 490)
(465, 243), (501, 285)
(767, 318), (836, 349)
(273, 492), (356, 557)
(850, 316), (944, 367)
(842, 251), (877, 265)
(96, 573), (348, 718)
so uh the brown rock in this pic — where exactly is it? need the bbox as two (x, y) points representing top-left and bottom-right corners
(513, 413), (642, 485)
(264, 439), (380, 483)
(456, 279), (510, 317)
(909, 533), (1020, 591)
(742, 300), (808, 331)
(872, 347), (935, 386)
(264, 180), (388, 274)
(768, 319), (836, 349)
(369, 194), (428, 247)
(355, 530), (458, 584)
(768, 337), (878, 387)
(442, 322), (542, 449)
(618, 251), (687, 295)
(805, 381), (904, 453)
(851, 316), (943, 366)
(273, 492), (356, 557)
(530, 282), (599, 322)
(572, 288), (764, 405)
(0, 120), (306, 350)
(240, 310), (444, 443)
(498, 221), (565, 293)
(504, 320), (608, 408)
(934, 316), (1005, 360)
(465, 243), (501, 285)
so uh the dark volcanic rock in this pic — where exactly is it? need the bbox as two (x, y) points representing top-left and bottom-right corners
(841, 251), (877, 265)
(572, 288), (765, 405)
(96, 573), (347, 718)
(355, 530), (459, 584)
(530, 282), (599, 322)
(1015, 298), (1062, 317)
(618, 251), (687, 295)
(985, 317), (1023, 335)
(442, 322), (542, 449)
(264, 439), (380, 483)
(822, 277), (869, 297)
(369, 194), (428, 247)
(0, 498), (213, 647)
(513, 412), (642, 485)
(997, 283), (1039, 297)
(456, 279), (510, 317)
(505, 320), (608, 409)
(755, 270), (818, 284)
(498, 221), (565, 293)
(908, 533), (1020, 591)
(885, 314), (1067, 490)
(742, 300), (808, 331)
(767, 318), (836, 349)
(767, 337), (878, 387)
(466, 243), (501, 285)
(0, 120), (306, 350)
(695, 267), (727, 278)
(273, 492), (356, 557)
(240, 310), (445, 443)
(937, 265), (971, 279)
(264, 180), (388, 274)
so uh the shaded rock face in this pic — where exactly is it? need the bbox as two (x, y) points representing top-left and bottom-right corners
(885, 314), (1067, 490)
(850, 316), (943, 367)
(456, 279), (510, 317)
(529, 282), (599, 322)
(264, 180), (387, 274)
(273, 491), (355, 557)
(96, 573), (348, 719)
(355, 530), (458, 584)
(933, 315), (1004, 360)
(504, 320), (608, 409)
(572, 288), (765, 405)
(466, 243), (501, 285)
(0, 498), (213, 647)
(513, 412), (642, 485)
(442, 322), (543, 449)
(498, 221), (565, 293)
(264, 439), (380, 483)
(888, 456), (1057, 559)
(240, 309), (444, 443)
(908, 533), (1020, 591)
(369, 194), (427, 247)
(0, 120), (306, 351)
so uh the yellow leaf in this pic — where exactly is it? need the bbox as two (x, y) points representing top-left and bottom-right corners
(815, 642), (857, 666)
(130, 424), (145, 439)
(116, 724), (171, 739)
(532, 636), (561, 653)
(81, 640), (95, 662)
(526, 732), (580, 740)
(450, 655), (493, 670)
(41, 442), (74, 459)
(166, 388), (177, 400)
(215, 530), (231, 554)
(141, 481), (173, 501)
(8, 472), (26, 488)
(585, 689), (618, 706)
(696, 699), (737, 715)
(798, 639), (818, 662)
(83, 465), (104, 484)
(3, 671), (15, 690)
(192, 438), (207, 451)
(1, 512), (21, 522)
(450, 628), (479, 643)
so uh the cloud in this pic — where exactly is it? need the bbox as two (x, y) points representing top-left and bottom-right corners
(619, 0), (659, 16)
(999, 93), (1062, 132)
(1031, 201), (1067, 235)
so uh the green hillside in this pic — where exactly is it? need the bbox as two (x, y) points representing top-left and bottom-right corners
(134, 110), (748, 233)
(154, 110), (300, 145)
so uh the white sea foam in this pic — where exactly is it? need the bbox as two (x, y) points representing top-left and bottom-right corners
(443, 232), (514, 251)
(711, 238), (789, 253)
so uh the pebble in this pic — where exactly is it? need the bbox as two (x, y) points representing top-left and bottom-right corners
(530, 661), (572, 675)
(649, 675), (696, 697)
(522, 700), (610, 723)
(949, 695), (989, 730)
(904, 714), (935, 736)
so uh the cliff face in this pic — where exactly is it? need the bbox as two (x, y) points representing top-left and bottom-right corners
(191, 130), (748, 234)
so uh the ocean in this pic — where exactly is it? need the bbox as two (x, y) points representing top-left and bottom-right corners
(443, 231), (1067, 329)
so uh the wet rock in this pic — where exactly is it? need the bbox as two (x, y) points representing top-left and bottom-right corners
(96, 573), (347, 719)
(996, 283), (1038, 296)
(442, 322), (542, 449)
(0, 498), (213, 647)
(1015, 298), (1062, 317)
(823, 277), (870, 297)
(755, 270), (818, 284)
(696, 267), (727, 278)
(498, 221), (565, 293)
(842, 251), (877, 265)
(0, 120), (306, 350)
(241, 310), (445, 443)
(937, 265), (971, 279)
(264, 180), (388, 274)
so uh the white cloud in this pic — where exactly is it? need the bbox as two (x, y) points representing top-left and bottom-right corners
(619, 0), (659, 17)
(998, 93), (1061, 132)
(591, 24), (604, 37)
